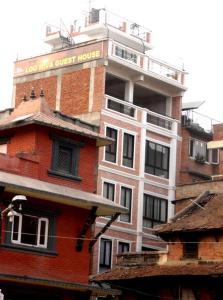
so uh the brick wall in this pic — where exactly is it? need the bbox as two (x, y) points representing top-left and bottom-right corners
(15, 65), (105, 118)
(179, 127), (214, 184)
(0, 199), (92, 284)
(4, 125), (98, 192)
(15, 77), (57, 110)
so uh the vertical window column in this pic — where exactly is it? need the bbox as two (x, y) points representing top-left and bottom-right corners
(122, 133), (134, 168)
(99, 238), (112, 273)
(105, 127), (118, 163)
(120, 187), (132, 223)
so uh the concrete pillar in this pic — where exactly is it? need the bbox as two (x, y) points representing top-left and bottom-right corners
(124, 81), (134, 103)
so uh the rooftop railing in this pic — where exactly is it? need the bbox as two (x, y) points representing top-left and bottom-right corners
(109, 41), (186, 86)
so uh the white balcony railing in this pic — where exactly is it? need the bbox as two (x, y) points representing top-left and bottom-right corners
(105, 95), (178, 133)
(109, 41), (186, 86)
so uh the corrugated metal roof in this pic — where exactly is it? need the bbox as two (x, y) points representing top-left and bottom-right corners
(182, 101), (205, 111)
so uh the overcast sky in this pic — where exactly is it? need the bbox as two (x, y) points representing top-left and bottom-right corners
(0, 0), (222, 122)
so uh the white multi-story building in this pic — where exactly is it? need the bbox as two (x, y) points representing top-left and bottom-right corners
(12, 8), (187, 274)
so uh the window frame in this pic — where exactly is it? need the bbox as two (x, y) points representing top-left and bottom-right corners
(48, 135), (83, 181)
(99, 238), (112, 273)
(189, 138), (208, 162)
(122, 132), (135, 168)
(145, 140), (170, 179)
(119, 186), (132, 223)
(143, 194), (168, 228)
(118, 241), (130, 254)
(4, 208), (57, 255)
(104, 127), (118, 163)
(11, 213), (49, 248)
(209, 148), (219, 164)
(103, 181), (115, 202)
(183, 237), (198, 259)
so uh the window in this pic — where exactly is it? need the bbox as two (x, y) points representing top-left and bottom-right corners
(143, 194), (167, 228)
(5, 209), (57, 254)
(122, 133), (134, 168)
(49, 135), (82, 180)
(0, 144), (7, 154)
(145, 141), (170, 178)
(209, 148), (219, 164)
(120, 187), (132, 223)
(0, 136), (10, 154)
(118, 241), (130, 254)
(103, 182), (115, 202)
(189, 138), (207, 162)
(99, 238), (112, 272)
(11, 213), (48, 248)
(183, 237), (198, 259)
(105, 127), (118, 163)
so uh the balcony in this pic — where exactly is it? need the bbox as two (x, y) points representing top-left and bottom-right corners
(105, 95), (178, 135)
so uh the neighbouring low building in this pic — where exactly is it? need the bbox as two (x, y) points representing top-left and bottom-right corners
(94, 190), (223, 299)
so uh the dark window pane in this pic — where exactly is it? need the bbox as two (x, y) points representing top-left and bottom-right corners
(51, 137), (80, 177)
(105, 127), (117, 162)
(39, 219), (47, 246)
(21, 215), (38, 245)
(57, 146), (72, 173)
(145, 141), (169, 178)
(123, 133), (134, 168)
(12, 215), (20, 241)
(99, 238), (112, 272)
(118, 242), (130, 253)
(103, 182), (115, 201)
(183, 239), (198, 259)
(120, 187), (132, 222)
(143, 194), (167, 228)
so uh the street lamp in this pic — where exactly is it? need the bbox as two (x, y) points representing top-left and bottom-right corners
(1, 195), (27, 219)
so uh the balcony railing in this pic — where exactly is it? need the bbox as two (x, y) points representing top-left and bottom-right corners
(147, 113), (172, 130)
(105, 95), (177, 133)
(107, 98), (136, 118)
(109, 41), (186, 86)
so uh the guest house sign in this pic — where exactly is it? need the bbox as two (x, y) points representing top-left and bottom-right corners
(14, 42), (103, 77)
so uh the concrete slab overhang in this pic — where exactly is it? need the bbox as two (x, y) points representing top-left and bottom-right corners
(0, 170), (127, 216)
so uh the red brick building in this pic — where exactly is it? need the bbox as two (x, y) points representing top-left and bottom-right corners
(11, 8), (187, 275)
(179, 102), (221, 184)
(0, 93), (126, 299)
(94, 190), (223, 299)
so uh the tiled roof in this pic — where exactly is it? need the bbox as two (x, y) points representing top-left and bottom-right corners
(0, 97), (111, 146)
(94, 262), (223, 282)
(155, 192), (223, 235)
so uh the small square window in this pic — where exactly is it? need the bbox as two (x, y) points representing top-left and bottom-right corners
(118, 241), (130, 254)
(49, 135), (82, 181)
(183, 237), (198, 259)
